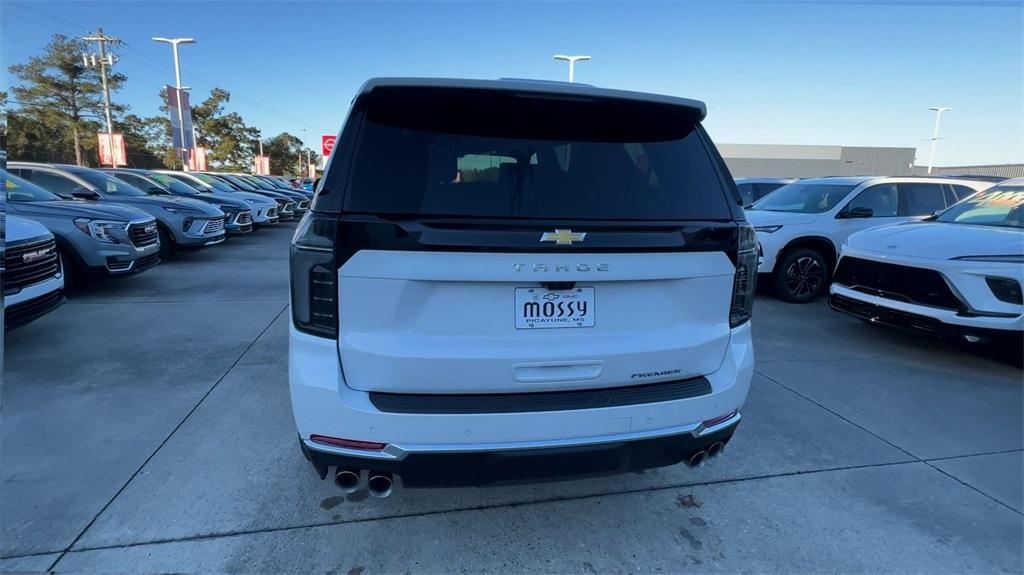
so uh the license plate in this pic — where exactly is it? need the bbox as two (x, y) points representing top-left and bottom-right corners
(514, 287), (595, 329)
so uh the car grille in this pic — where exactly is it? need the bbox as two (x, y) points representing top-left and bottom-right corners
(235, 211), (253, 225)
(266, 207), (278, 218)
(298, 199), (310, 209)
(128, 221), (159, 248)
(134, 253), (161, 271)
(4, 238), (61, 295)
(202, 217), (225, 235)
(4, 289), (64, 329)
(833, 256), (963, 311)
(281, 202), (295, 214)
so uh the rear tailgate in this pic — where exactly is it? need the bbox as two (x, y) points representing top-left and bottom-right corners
(338, 250), (734, 393)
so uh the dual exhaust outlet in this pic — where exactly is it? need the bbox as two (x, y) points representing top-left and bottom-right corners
(335, 469), (394, 498)
(687, 441), (726, 468)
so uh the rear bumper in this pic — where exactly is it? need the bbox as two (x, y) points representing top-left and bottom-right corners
(289, 321), (754, 486)
(301, 418), (739, 488)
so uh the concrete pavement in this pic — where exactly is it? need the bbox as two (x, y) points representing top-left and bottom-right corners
(2, 223), (1021, 573)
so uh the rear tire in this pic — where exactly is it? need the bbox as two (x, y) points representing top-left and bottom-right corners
(773, 248), (829, 303)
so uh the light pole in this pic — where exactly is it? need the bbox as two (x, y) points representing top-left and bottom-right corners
(926, 107), (952, 174)
(553, 54), (591, 83)
(152, 37), (196, 170)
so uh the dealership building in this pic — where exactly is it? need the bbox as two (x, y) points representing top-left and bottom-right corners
(719, 143), (1024, 179)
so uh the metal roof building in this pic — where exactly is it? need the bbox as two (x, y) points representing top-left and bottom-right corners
(718, 143), (916, 178)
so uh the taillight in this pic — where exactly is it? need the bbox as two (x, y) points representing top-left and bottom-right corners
(309, 434), (386, 451)
(290, 212), (339, 338)
(730, 224), (757, 327)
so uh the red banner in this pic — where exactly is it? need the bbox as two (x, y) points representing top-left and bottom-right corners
(321, 134), (336, 156)
(97, 133), (127, 167)
(188, 147), (208, 171)
(253, 156), (270, 175)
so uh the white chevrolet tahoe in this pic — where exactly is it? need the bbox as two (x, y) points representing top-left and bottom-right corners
(746, 176), (994, 302)
(289, 78), (756, 497)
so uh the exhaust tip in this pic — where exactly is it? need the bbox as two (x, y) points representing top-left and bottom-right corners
(707, 441), (726, 459)
(688, 450), (708, 468)
(334, 469), (362, 493)
(367, 473), (394, 498)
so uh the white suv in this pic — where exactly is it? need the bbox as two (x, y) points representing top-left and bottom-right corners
(289, 78), (756, 497)
(831, 178), (1023, 348)
(746, 176), (994, 302)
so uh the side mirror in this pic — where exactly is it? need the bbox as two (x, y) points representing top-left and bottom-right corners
(71, 187), (100, 200)
(841, 206), (873, 219)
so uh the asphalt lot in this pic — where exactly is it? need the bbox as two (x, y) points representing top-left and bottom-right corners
(2, 222), (1022, 573)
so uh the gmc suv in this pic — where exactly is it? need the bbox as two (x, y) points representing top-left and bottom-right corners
(289, 78), (756, 497)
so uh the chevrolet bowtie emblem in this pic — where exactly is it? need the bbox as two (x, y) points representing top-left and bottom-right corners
(540, 229), (586, 246)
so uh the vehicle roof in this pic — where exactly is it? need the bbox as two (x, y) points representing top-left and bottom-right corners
(998, 177), (1024, 186)
(357, 77), (707, 120)
(796, 175), (996, 186)
(734, 177), (798, 184)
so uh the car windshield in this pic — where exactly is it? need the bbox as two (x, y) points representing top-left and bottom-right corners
(70, 169), (147, 196)
(750, 182), (857, 213)
(4, 172), (62, 201)
(217, 174), (258, 190)
(191, 173), (236, 192)
(935, 184), (1024, 228)
(151, 173), (208, 194)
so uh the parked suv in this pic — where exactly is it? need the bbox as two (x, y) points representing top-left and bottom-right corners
(289, 78), (756, 497)
(231, 173), (311, 212)
(103, 168), (253, 235)
(8, 163), (227, 258)
(734, 177), (798, 207)
(153, 170), (280, 226)
(4, 215), (64, 329)
(5, 172), (161, 285)
(746, 176), (994, 302)
(206, 173), (297, 220)
(831, 178), (1023, 348)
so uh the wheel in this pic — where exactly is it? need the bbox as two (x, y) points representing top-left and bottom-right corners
(158, 226), (174, 260)
(58, 248), (79, 291)
(773, 248), (829, 303)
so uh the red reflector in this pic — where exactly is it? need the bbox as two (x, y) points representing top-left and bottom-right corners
(702, 410), (738, 428)
(310, 434), (387, 451)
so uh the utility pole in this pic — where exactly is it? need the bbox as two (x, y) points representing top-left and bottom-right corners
(553, 54), (591, 83)
(926, 107), (952, 174)
(152, 37), (196, 170)
(82, 28), (122, 166)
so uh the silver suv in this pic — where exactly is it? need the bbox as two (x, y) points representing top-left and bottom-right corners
(8, 163), (227, 259)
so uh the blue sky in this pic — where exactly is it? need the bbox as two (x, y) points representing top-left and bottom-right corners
(4, 0), (1022, 165)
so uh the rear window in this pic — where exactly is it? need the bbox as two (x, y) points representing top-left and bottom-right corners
(340, 87), (733, 221)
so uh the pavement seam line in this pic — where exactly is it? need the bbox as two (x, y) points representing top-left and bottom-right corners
(922, 461), (1023, 516)
(757, 368), (1024, 517)
(56, 458), (926, 556)
(45, 303), (290, 573)
(755, 368), (920, 459)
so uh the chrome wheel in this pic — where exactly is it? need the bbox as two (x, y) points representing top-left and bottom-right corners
(785, 256), (824, 298)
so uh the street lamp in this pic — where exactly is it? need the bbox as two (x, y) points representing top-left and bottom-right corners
(152, 37), (196, 170)
(553, 54), (591, 83)
(926, 106), (952, 174)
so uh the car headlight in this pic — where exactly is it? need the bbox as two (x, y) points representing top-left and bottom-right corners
(952, 255), (1024, 263)
(74, 218), (127, 244)
(754, 225), (783, 233)
(162, 205), (202, 214)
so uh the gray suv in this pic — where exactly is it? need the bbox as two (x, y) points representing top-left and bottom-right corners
(5, 171), (161, 285)
(9, 163), (227, 258)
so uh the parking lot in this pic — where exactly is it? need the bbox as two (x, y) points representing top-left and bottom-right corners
(2, 222), (1021, 573)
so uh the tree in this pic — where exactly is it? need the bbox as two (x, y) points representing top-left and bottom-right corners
(187, 88), (261, 171)
(8, 34), (124, 165)
(116, 114), (166, 169)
